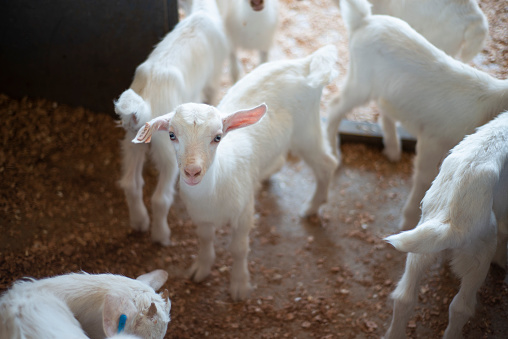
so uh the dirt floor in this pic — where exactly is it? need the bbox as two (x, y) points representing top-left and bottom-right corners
(1, 0), (508, 338)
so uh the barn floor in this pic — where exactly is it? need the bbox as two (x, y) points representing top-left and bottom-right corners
(1, 94), (507, 338)
(1, 0), (508, 338)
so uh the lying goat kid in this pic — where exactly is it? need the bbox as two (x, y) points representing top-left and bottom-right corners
(0, 270), (171, 339)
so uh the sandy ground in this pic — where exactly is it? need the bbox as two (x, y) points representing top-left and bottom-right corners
(1, 0), (507, 338)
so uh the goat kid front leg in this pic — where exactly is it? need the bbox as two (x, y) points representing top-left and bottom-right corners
(203, 60), (223, 106)
(189, 222), (216, 283)
(229, 199), (255, 301)
(149, 134), (178, 246)
(259, 50), (268, 64)
(385, 252), (438, 339)
(119, 135), (150, 232)
(400, 140), (444, 230)
(229, 51), (243, 83)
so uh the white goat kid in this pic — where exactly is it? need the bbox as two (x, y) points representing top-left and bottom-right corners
(115, 0), (227, 246)
(365, 0), (488, 62)
(384, 111), (508, 339)
(0, 270), (171, 339)
(218, 0), (279, 82)
(134, 45), (339, 300)
(327, 0), (508, 231)
(179, 0), (279, 83)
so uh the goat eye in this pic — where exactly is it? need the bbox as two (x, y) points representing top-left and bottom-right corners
(169, 132), (176, 140)
(213, 134), (222, 143)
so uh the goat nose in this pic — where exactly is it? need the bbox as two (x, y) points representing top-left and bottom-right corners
(184, 165), (202, 178)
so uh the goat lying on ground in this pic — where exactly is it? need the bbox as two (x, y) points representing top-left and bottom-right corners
(133, 45), (339, 300)
(115, 0), (227, 246)
(0, 270), (171, 339)
(384, 111), (508, 339)
(362, 0), (488, 62)
(327, 0), (508, 231)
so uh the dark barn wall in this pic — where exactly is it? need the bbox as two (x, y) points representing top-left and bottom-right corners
(0, 0), (179, 114)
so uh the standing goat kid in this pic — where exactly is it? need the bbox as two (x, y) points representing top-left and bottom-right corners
(0, 270), (171, 339)
(134, 45), (339, 300)
(364, 0), (488, 62)
(327, 0), (508, 231)
(384, 111), (508, 339)
(115, 0), (227, 246)
(218, 0), (279, 82)
(179, 0), (279, 83)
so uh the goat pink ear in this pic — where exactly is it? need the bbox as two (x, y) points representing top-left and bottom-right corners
(136, 269), (169, 291)
(132, 113), (173, 144)
(222, 103), (267, 134)
(103, 294), (137, 337)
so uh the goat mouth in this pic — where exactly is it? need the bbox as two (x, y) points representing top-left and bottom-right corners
(250, 0), (264, 11)
(183, 176), (201, 186)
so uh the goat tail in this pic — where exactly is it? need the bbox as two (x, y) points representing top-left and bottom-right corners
(459, 15), (489, 62)
(306, 44), (339, 88)
(340, 0), (371, 33)
(114, 89), (152, 131)
(385, 220), (459, 253)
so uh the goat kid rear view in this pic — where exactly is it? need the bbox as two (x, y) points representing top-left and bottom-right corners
(327, 0), (508, 231)
(384, 111), (508, 339)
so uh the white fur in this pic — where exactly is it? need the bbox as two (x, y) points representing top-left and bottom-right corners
(218, 0), (279, 82)
(327, 0), (508, 230)
(133, 45), (339, 300)
(360, 0), (488, 62)
(0, 270), (171, 339)
(384, 111), (508, 338)
(180, 0), (278, 83)
(114, 0), (228, 246)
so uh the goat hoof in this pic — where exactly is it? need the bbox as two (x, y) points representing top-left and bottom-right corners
(230, 281), (252, 301)
(383, 147), (401, 162)
(151, 234), (171, 247)
(189, 262), (212, 283)
(130, 216), (150, 232)
(151, 225), (171, 246)
(299, 203), (319, 218)
(491, 257), (507, 272)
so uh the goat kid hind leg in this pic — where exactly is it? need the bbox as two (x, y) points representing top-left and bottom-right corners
(492, 166), (508, 268)
(120, 135), (150, 232)
(294, 117), (338, 217)
(385, 252), (439, 339)
(443, 227), (497, 339)
(400, 139), (445, 230)
(493, 214), (508, 267)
